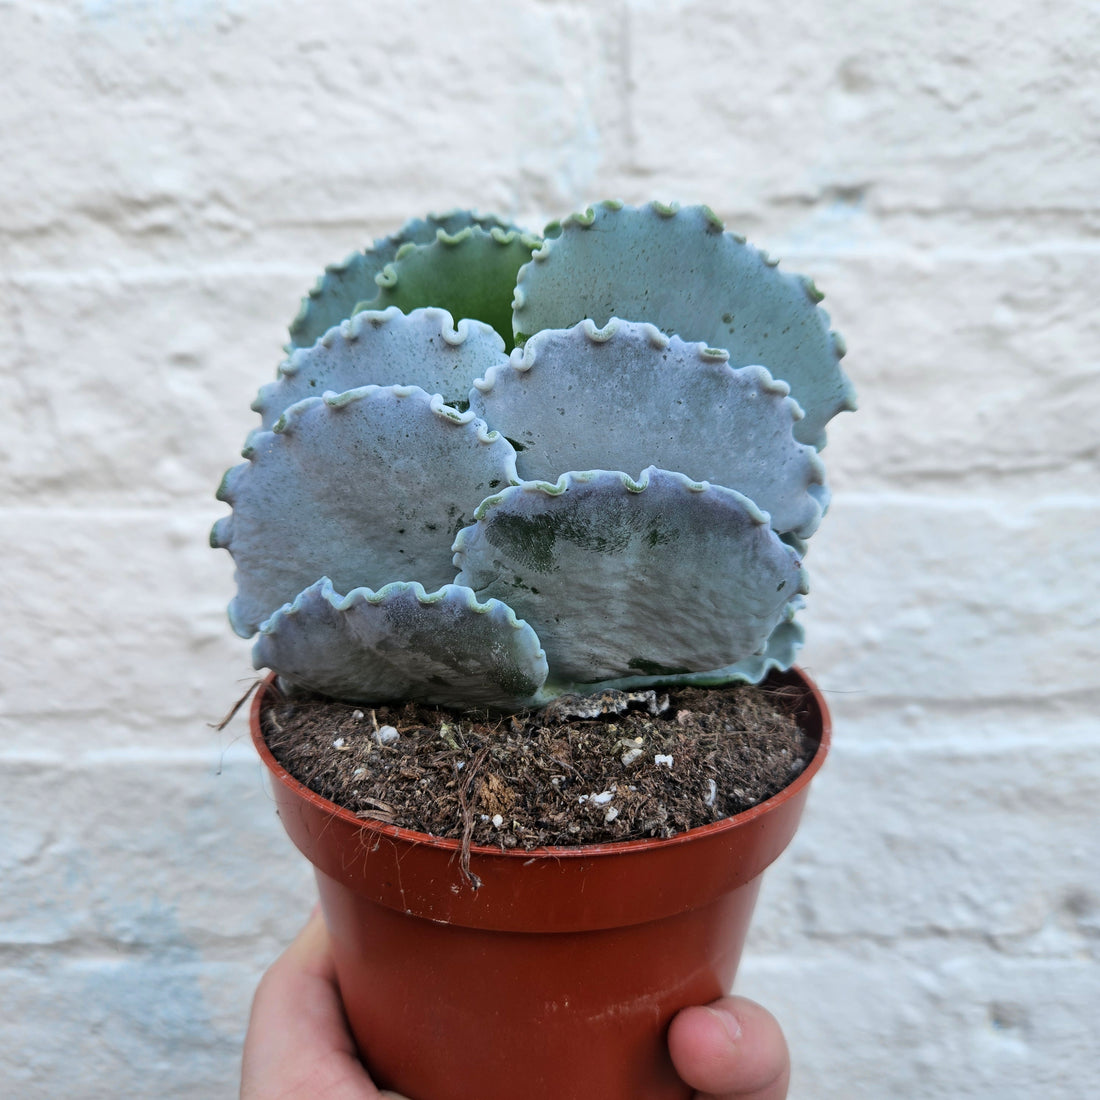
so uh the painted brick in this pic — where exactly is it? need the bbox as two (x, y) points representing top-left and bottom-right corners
(0, 0), (615, 272)
(620, 0), (1100, 218)
(800, 493), (1100, 701)
(749, 737), (1100, 946)
(0, 748), (314, 948)
(3, 0), (1099, 1095)
(0, 508), (254, 726)
(0, 954), (259, 1100)
(817, 250), (1100, 494)
(737, 943), (1100, 1099)
(2, 270), (298, 505)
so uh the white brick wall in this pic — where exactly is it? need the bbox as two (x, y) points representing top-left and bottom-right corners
(2, 1), (1097, 1096)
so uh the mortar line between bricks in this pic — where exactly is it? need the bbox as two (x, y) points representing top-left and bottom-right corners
(6, 930), (1091, 965)
(3, 492), (1099, 518)
(0, 744), (261, 768)
(3, 687), (1098, 723)
(822, 732), (1100, 757)
(0, 689), (260, 725)
(812, 686), (1100, 713)
(830, 490), (1100, 510)
(0, 505), (247, 518)
(740, 930), (1100, 958)
(8, 240), (1100, 285)
(0, 935), (304, 965)
(7, 263), (309, 286)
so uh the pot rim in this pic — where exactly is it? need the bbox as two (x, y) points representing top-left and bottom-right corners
(250, 665), (831, 863)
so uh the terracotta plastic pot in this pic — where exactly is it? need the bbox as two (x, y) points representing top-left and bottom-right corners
(251, 667), (830, 1100)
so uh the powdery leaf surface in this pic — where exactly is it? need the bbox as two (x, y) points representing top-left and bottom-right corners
(513, 201), (855, 448)
(255, 307), (508, 429)
(453, 467), (807, 685)
(601, 601), (805, 691)
(254, 580), (548, 709)
(212, 386), (518, 636)
(471, 317), (827, 536)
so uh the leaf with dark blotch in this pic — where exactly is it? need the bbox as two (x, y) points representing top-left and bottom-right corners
(453, 467), (807, 684)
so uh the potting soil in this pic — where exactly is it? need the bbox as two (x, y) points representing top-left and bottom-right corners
(261, 681), (813, 850)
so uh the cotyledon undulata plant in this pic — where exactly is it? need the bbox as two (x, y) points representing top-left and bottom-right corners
(212, 201), (856, 711)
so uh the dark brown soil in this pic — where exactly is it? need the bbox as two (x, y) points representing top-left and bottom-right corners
(261, 678), (816, 851)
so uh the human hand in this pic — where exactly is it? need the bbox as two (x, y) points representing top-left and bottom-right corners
(240, 907), (405, 1100)
(241, 908), (789, 1100)
(667, 996), (790, 1099)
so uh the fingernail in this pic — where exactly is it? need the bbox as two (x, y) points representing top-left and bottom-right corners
(704, 1005), (743, 1045)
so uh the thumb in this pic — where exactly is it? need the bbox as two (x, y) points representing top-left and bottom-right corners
(668, 996), (789, 1099)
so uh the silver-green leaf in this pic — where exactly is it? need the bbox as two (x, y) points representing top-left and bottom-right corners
(212, 385), (518, 637)
(452, 467), (807, 684)
(254, 579), (548, 709)
(470, 317), (828, 537)
(513, 201), (855, 448)
(596, 599), (805, 691)
(256, 307), (508, 429)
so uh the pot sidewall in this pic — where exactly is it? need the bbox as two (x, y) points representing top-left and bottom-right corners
(251, 668), (830, 1100)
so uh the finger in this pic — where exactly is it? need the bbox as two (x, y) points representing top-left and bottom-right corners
(667, 996), (790, 1100)
(241, 908), (384, 1099)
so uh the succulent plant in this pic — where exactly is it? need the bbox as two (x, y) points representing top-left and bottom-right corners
(212, 201), (855, 711)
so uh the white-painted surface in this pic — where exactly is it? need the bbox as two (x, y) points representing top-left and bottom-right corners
(2, 2), (1097, 1096)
